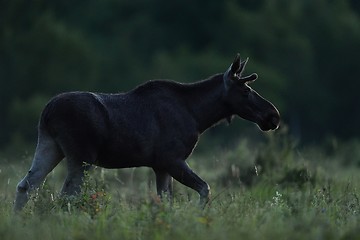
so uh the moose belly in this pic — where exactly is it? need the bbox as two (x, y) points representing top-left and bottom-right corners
(95, 140), (154, 169)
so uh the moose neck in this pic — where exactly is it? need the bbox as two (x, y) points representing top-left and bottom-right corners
(185, 74), (232, 134)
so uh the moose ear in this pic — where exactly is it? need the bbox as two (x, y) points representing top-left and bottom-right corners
(224, 54), (241, 86)
(230, 53), (241, 73)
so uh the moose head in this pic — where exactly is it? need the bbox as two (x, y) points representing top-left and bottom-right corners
(223, 54), (280, 131)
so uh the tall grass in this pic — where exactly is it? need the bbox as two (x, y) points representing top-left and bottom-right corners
(0, 131), (359, 240)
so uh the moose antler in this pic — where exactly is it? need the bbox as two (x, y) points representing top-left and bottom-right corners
(237, 57), (248, 75)
(224, 54), (258, 85)
(240, 73), (258, 83)
(230, 53), (248, 76)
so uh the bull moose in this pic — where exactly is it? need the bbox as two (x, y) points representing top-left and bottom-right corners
(14, 54), (280, 211)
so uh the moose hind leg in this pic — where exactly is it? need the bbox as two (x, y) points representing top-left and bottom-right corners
(61, 155), (94, 196)
(153, 169), (173, 200)
(167, 160), (210, 207)
(14, 131), (64, 212)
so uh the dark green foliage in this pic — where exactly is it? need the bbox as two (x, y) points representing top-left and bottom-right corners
(22, 170), (110, 218)
(218, 127), (316, 188)
(1, 0), (360, 149)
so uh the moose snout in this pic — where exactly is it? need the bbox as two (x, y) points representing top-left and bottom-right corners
(271, 115), (280, 129)
(268, 110), (280, 130)
(258, 109), (280, 131)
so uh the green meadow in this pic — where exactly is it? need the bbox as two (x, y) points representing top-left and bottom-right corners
(1, 132), (359, 240)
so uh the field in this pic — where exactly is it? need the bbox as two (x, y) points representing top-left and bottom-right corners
(0, 131), (359, 240)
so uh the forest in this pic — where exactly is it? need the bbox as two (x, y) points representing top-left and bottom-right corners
(1, 0), (360, 150)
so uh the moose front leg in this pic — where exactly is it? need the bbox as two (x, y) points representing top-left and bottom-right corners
(153, 169), (173, 200)
(167, 160), (210, 207)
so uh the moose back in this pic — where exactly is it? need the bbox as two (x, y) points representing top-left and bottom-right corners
(14, 54), (280, 211)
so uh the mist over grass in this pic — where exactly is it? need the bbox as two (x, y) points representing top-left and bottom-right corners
(0, 131), (359, 240)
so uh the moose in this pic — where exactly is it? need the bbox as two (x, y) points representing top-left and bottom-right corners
(14, 54), (280, 211)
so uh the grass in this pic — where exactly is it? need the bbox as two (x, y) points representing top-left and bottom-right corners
(0, 131), (359, 240)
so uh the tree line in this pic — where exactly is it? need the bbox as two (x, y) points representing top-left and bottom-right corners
(1, 0), (359, 149)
